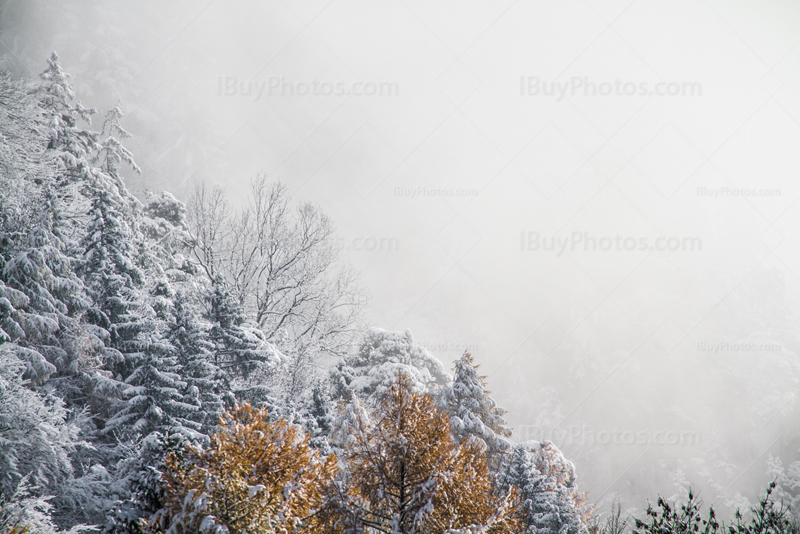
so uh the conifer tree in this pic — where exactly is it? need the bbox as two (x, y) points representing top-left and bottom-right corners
(2, 219), (90, 374)
(294, 383), (336, 454)
(152, 402), (338, 534)
(632, 489), (718, 534)
(330, 328), (450, 408)
(170, 291), (232, 434)
(0, 345), (81, 503)
(498, 442), (595, 534)
(37, 51), (100, 190)
(328, 391), (371, 453)
(330, 373), (520, 534)
(207, 278), (276, 374)
(438, 352), (512, 467)
(727, 482), (798, 534)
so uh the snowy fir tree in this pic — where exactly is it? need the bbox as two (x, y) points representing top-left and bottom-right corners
(36, 52), (100, 188)
(328, 389), (372, 453)
(0, 345), (80, 504)
(498, 442), (595, 534)
(169, 290), (232, 434)
(2, 216), (89, 376)
(207, 277), (280, 378)
(205, 276), (282, 411)
(438, 352), (513, 466)
(330, 327), (451, 407)
(292, 383), (336, 454)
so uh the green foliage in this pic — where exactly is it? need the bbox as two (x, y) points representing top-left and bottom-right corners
(633, 490), (719, 534)
(728, 482), (799, 534)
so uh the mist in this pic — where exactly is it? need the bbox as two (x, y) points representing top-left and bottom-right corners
(2, 0), (800, 520)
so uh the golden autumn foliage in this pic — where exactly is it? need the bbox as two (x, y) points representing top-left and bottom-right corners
(151, 402), (338, 534)
(321, 373), (521, 534)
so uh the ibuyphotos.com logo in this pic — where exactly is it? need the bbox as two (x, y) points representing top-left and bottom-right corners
(217, 75), (399, 99)
(520, 76), (702, 100)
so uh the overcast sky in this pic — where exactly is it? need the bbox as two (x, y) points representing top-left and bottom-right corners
(3, 0), (800, 516)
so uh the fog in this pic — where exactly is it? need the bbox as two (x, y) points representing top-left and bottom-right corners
(3, 0), (800, 519)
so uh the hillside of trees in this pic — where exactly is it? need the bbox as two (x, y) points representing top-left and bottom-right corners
(1, 53), (800, 534)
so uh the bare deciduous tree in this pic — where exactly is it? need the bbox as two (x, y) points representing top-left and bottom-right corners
(187, 176), (365, 398)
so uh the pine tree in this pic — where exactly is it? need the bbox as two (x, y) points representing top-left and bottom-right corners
(35, 51), (107, 254)
(206, 277), (281, 389)
(632, 489), (718, 534)
(170, 291), (232, 434)
(0, 344), (86, 530)
(294, 383), (336, 454)
(328, 391), (371, 453)
(79, 187), (148, 399)
(102, 276), (204, 443)
(103, 430), (186, 534)
(438, 352), (512, 467)
(0, 193), (114, 530)
(0, 477), (87, 534)
(0, 71), (51, 236)
(1, 63), (96, 383)
(2, 217), (90, 376)
(728, 482), (799, 534)
(139, 191), (191, 273)
(498, 442), (595, 534)
(37, 51), (100, 188)
(329, 373), (520, 534)
(330, 328), (451, 408)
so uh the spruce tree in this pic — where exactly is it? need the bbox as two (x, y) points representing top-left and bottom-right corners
(207, 277), (281, 405)
(438, 352), (512, 466)
(498, 442), (594, 534)
(293, 383), (335, 454)
(170, 290), (232, 434)
(330, 327), (451, 408)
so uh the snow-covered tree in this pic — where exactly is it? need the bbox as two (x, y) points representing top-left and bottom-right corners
(37, 52), (100, 188)
(104, 348), (203, 443)
(170, 291), (232, 434)
(330, 328), (451, 408)
(765, 455), (800, 524)
(438, 352), (512, 466)
(2, 220), (90, 371)
(727, 481), (799, 534)
(498, 442), (595, 534)
(1, 64), (97, 385)
(103, 430), (187, 534)
(293, 383), (336, 454)
(152, 402), (339, 534)
(139, 191), (191, 271)
(206, 278), (280, 378)
(80, 186), (144, 364)
(329, 391), (372, 453)
(187, 179), (365, 398)
(94, 105), (140, 180)
(0, 477), (93, 534)
(0, 345), (84, 520)
(0, 72), (51, 237)
(328, 372), (521, 534)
